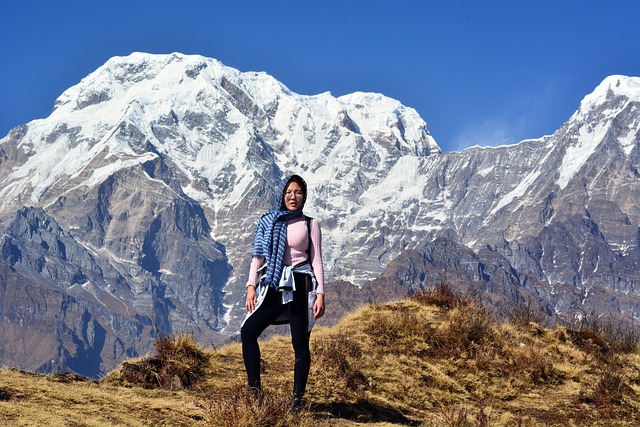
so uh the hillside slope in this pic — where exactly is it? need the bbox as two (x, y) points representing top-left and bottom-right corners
(1, 287), (639, 426)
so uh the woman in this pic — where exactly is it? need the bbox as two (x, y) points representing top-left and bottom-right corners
(240, 174), (325, 409)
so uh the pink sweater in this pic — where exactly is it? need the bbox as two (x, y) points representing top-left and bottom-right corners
(246, 217), (324, 294)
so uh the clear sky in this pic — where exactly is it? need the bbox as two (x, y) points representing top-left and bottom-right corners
(2, 0), (639, 153)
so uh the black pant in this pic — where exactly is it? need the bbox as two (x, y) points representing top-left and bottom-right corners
(240, 273), (311, 397)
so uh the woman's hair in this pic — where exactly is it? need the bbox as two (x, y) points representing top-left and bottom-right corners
(281, 174), (307, 209)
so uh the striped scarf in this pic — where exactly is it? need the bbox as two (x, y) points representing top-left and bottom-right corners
(252, 207), (303, 289)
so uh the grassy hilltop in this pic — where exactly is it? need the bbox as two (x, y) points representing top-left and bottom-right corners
(1, 285), (639, 426)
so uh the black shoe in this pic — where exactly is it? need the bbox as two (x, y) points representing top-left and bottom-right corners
(291, 395), (305, 412)
(247, 386), (263, 404)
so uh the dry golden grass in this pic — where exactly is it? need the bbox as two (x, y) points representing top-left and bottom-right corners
(2, 285), (640, 426)
(0, 368), (206, 426)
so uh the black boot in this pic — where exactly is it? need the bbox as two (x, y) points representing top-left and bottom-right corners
(291, 393), (305, 412)
(247, 381), (263, 403)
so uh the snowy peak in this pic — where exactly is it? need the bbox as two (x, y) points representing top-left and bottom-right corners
(41, 51), (441, 159)
(581, 75), (640, 106)
(571, 75), (640, 122)
(49, 52), (438, 157)
(1, 52), (440, 211)
(336, 92), (438, 156)
(554, 75), (640, 189)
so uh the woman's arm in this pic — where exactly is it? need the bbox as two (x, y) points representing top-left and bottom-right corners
(310, 219), (326, 319)
(310, 219), (324, 294)
(246, 256), (265, 288)
(245, 256), (265, 313)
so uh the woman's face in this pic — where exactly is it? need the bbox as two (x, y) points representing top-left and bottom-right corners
(284, 181), (304, 211)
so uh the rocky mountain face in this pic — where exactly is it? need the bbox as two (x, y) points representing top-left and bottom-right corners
(0, 53), (638, 377)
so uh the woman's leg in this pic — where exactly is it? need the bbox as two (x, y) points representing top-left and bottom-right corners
(288, 274), (311, 402)
(240, 287), (285, 390)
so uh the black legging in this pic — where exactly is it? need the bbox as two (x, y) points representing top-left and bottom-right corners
(241, 273), (311, 398)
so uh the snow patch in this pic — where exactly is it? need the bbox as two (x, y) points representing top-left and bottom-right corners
(557, 122), (607, 189)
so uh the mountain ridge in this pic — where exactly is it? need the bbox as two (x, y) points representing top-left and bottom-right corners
(0, 52), (639, 376)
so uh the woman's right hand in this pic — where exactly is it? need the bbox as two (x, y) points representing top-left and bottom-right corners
(245, 285), (257, 313)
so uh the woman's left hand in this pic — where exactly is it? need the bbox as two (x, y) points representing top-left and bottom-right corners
(245, 285), (257, 313)
(313, 293), (325, 319)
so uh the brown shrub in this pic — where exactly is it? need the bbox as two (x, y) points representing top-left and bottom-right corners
(567, 329), (610, 358)
(47, 372), (94, 383)
(501, 297), (551, 328)
(116, 333), (210, 389)
(582, 355), (635, 407)
(593, 367), (627, 405)
(411, 282), (466, 310)
(436, 303), (496, 358)
(520, 350), (565, 386)
(562, 310), (640, 354)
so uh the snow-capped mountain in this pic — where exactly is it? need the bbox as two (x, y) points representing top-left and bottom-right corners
(1, 52), (638, 376)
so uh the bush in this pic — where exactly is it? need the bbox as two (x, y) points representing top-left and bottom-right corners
(435, 302), (496, 358)
(411, 282), (466, 310)
(117, 333), (210, 389)
(562, 310), (640, 354)
(501, 297), (551, 328)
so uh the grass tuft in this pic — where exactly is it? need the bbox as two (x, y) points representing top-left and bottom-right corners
(204, 382), (314, 427)
(312, 332), (367, 391)
(501, 297), (551, 328)
(411, 282), (466, 310)
(105, 332), (210, 389)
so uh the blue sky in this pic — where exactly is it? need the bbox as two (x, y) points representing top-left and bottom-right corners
(2, 0), (639, 153)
